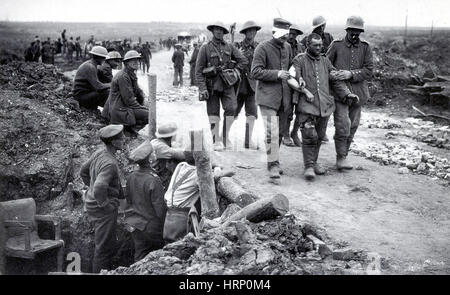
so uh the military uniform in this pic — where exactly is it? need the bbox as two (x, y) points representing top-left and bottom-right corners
(195, 25), (248, 147)
(327, 36), (373, 159)
(251, 18), (293, 176)
(172, 48), (185, 86)
(97, 62), (113, 84)
(292, 52), (350, 173)
(301, 32), (334, 54)
(150, 138), (185, 190)
(189, 46), (199, 86)
(80, 125), (124, 272)
(73, 59), (110, 109)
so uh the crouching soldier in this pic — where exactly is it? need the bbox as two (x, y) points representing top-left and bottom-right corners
(102, 50), (149, 132)
(73, 46), (111, 110)
(290, 33), (357, 180)
(150, 123), (186, 191)
(125, 140), (167, 262)
(98, 51), (122, 84)
(79, 124), (125, 272)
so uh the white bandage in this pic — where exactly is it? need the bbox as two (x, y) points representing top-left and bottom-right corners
(272, 27), (289, 39)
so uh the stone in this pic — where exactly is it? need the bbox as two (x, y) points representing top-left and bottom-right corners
(398, 167), (409, 174)
(332, 248), (361, 261)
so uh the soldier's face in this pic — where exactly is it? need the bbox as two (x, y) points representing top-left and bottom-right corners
(109, 59), (121, 69)
(288, 32), (299, 41)
(245, 29), (257, 40)
(213, 28), (225, 40)
(308, 38), (323, 56)
(127, 59), (140, 70)
(111, 136), (125, 151)
(346, 29), (362, 43)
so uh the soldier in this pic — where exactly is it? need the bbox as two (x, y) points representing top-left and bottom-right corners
(98, 51), (122, 84)
(283, 24), (305, 147)
(80, 124), (125, 272)
(75, 37), (82, 60)
(73, 46), (110, 110)
(234, 20), (261, 149)
(150, 122), (186, 191)
(291, 33), (356, 180)
(301, 16), (335, 143)
(41, 40), (55, 64)
(251, 18), (293, 184)
(189, 43), (199, 86)
(67, 37), (75, 63)
(172, 44), (185, 87)
(102, 50), (148, 131)
(32, 39), (41, 62)
(141, 42), (152, 74)
(195, 21), (248, 151)
(125, 140), (167, 262)
(327, 16), (373, 170)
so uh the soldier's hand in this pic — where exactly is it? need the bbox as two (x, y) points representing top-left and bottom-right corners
(298, 77), (306, 88)
(200, 90), (209, 100)
(346, 93), (359, 105)
(278, 70), (290, 80)
(336, 70), (353, 81)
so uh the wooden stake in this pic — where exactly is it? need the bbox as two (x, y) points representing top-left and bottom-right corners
(190, 130), (220, 219)
(147, 73), (157, 140)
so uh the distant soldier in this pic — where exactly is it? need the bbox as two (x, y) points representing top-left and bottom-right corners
(24, 42), (35, 62)
(61, 29), (67, 54)
(172, 44), (185, 87)
(98, 51), (122, 84)
(75, 37), (82, 60)
(195, 21), (248, 150)
(102, 50), (148, 131)
(251, 18), (293, 183)
(41, 40), (55, 64)
(55, 38), (63, 54)
(150, 122), (186, 191)
(301, 16), (335, 143)
(327, 16), (373, 170)
(290, 33), (355, 180)
(80, 124), (125, 273)
(73, 46), (110, 110)
(141, 42), (152, 73)
(125, 141), (167, 262)
(67, 37), (75, 63)
(234, 20), (261, 149)
(32, 39), (41, 62)
(189, 43), (199, 86)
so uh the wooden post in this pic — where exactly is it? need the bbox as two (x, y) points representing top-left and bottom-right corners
(190, 130), (220, 219)
(147, 73), (157, 140)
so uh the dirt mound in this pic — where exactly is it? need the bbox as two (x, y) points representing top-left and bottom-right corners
(108, 216), (374, 275)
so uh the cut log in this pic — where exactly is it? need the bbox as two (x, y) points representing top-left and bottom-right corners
(190, 130), (220, 219)
(216, 177), (258, 207)
(222, 194), (289, 226)
(220, 203), (242, 223)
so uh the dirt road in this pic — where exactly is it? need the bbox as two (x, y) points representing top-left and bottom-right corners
(134, 49), (449, 274)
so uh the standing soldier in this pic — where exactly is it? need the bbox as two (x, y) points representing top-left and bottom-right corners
(98, 51), (122, 84)
(79, 124), (125, 273)
(125, 141), (167, 262)
(251, 18), (293, 184)
(32, 39), (41, 62)
(290, 33), (356, 180)
(75, 37), (82, 60)
(189, 43), (199, 86)
(327, 16), (373, 170)
(172, 44), (185, 87)
(141, 42), (152, 74)
(61, 29), (67, 54)
(195, 21), (248, 151)
(41, 40), (55, 64)
(283, 24), (305, 147)
(67, 37), (75, 63)
(235, 20), (261, 149)
(301, 16), (335, 143)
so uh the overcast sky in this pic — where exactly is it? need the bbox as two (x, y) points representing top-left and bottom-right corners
(1, 0), (449, 27)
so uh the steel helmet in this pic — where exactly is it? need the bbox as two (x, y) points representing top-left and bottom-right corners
(207, 21), (230, 34)
(312, 16), (327, 30)
(345, 15), (365, 32)
(105, 51), (122, 60)
(155, 122), (178, 138)
(239, 20), (261, 34)
(123, 50), (142, 61)
(89, 46), (108, 58)
(289, 24), (303, 35)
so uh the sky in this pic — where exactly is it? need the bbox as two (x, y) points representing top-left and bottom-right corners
(1, 0), (449, 27)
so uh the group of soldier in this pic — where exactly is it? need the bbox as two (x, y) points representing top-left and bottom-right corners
(194, 15), (372, 183)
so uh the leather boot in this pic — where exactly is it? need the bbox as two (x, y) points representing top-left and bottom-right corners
(304, 167), (316, 181)
(302, 144), (316, 172)
(282, 137), (296, 147)
(313, 143), (325, 175)
(211, 123), (224, 151)
(245, 116), (258, 149)
(336, 156), (353, 170)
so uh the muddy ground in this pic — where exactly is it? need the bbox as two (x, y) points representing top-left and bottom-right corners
(1, 35), (449, 274)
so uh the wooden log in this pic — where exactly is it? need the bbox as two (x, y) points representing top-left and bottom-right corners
(222, 194), (289, 226)
(190, 130), (220, 219)
(219, 203), (242, 223)
(216, 177), (258, 207)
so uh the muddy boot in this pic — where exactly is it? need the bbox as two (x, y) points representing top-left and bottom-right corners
(336, 156), (353, 171)
(312, 143), (325, 175)
(268, 162), (281, 179)
(282, 136), (296, 147)
(304, 167), (316, 181)
(245, 116), (258, 150)
(314, 164), (326, 175)
(211, 122), (224, 151)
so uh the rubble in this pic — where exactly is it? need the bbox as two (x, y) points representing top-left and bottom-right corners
(106, 215), (373, 275)
(156, 87), (198, 102)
